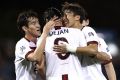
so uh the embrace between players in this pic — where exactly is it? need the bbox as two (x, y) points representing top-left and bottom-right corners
(15, 2), (116, 80)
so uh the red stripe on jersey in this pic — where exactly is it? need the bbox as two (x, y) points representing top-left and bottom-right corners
(29, 47), (36, 50)
(102, 59), (112, 65)
(24, 37), (30, 42)
(25, 50), (34, 60)
(87, 41), (98, 46)
(62, 74), (68, 80)
(54, 26), (61, 30)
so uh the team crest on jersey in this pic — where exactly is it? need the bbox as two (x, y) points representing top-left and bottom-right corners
(20, 46), (26, 52)
(88, 32), (94, 37)
(106, 47), (110, 52)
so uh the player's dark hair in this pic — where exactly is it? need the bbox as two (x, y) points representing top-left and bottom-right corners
(17, 10), (38, 32)
(84, 9), (89, 20)
(62, 2), (86, 23)
(43, 7), (62, 22)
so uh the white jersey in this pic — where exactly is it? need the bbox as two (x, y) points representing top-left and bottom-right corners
(37, 27), (87, 80)
(81, 26), (99, 44)
(98, 37), (112, 59)
(81, 26), (112, 80)
(14, 38), (41, 80)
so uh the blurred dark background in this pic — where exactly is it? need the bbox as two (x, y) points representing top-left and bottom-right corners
(0, 0), (120, 80)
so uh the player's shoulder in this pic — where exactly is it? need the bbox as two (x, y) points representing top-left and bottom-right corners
(82, 26), (95, 32)
(67, 27), (81, 31)
(98, 37), (104, 42)
(58, 27), (82, 33)
(16, 38), (29, 47)
(98, 37), (106, 45)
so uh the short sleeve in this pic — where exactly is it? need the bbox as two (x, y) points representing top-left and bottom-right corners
(15, 41), (32, 60)
(98, 38), (112, 59)
(82, 26), (99, 45)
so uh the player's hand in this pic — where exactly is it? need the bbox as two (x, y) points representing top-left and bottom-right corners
(53, 41), (77, 53)
(43, 16), (59, 34)
(53, 44), (68, 54)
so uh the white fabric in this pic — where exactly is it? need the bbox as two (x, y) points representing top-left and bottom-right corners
(15, 38), (41, 80)
(81, 26), (111, 80)
(82, 26), (99, 43)
(98, 37), (112, 59)
(37, 27), (87, 80)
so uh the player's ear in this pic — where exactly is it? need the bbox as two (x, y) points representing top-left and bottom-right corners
(75, 15), (80, 21)
(82, 20), (86, 26)
(22, 26), (28, 32)
(86, 19), (89, 26)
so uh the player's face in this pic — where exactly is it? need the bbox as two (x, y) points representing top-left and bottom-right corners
(27, 17), (41, 37)
(63, 10), (76, 28)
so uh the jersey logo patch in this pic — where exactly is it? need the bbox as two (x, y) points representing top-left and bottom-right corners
(106, 47), (110, 52)
(88, 32), (94, 37)
(20, 46), (26, 52)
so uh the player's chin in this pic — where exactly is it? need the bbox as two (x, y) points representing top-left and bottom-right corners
(36, 31), (41, 35)
(37, 33), (41, 36)
(34, 33), (40, 37)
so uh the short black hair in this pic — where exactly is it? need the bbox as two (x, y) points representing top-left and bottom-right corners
(17, 10), (38, 32)
(43, 7), (62, 22)
(62, 2), (86, 23)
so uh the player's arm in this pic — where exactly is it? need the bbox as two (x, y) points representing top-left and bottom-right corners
(82, 27), (111, 61)
(101, 40), (116, 80)
(25, 19), (56, 80)
(53, 30), (98, 57)
(86, 43), (111, 61)
(76, 43), (98, 57)
(36, 55), (46, 80)
(53, 43), (97, 57)
(53, 41), (110, 62)
(104, 62), (116, 80)
(53, 32), (98, 57)
(93, 51), (111, 62)
(26, 18), (57, 62)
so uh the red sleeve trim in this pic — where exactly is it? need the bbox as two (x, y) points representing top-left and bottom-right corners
(29, 47), (36, 50)
(54, 26), (61, 30)
(102, 59), (112, 65)
(62, 74), (68, 80)
(87, 41), (98, 46)
(25, 50), (35, 60)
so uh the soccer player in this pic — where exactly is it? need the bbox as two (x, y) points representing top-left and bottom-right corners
(53, 2), (116, 80)
(82, 14), (116, 80)
(36, 7), (99, 80)
(54, 2), (110, 61)
(14, 10), (56, 80)
(97, 37), (116, 80)
(15, 10), (41, 80)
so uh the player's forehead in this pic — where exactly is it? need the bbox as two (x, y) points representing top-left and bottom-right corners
(64, 10), (74, 15)
(64, 9), (73, 13)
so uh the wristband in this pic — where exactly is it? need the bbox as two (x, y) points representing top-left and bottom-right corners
(58, 41), (77, 53)
(66, 45), (77, 53)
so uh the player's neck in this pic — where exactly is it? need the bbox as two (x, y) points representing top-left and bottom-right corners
(74, 22), (83, 29)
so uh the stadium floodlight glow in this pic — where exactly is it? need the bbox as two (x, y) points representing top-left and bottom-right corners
(108, 43), (119, 57)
